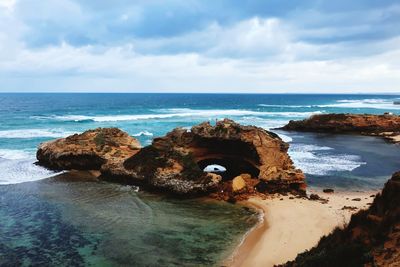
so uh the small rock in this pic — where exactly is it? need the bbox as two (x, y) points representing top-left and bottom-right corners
(232, 176), (246, 193)
(342, 206), (357, 211)
(255, 180), (268, 193)
(352, 198), (361, 201)
(323, 188), (334, 193)
(309, 194), (321, 200)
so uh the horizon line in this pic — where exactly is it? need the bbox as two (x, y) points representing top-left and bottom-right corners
(0, 91), (400, 95)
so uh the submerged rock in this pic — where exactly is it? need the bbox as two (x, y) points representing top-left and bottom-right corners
(281, 171), (400, 266)
(36, 128), (141, 170)
(280, 113), (400, 143)
(37, 120), (305, 196)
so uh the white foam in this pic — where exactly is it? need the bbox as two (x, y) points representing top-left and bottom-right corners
(40, 109), (324, 122)
(0, 149), (31, 160)
(0, 129), (75, 139)
(277, 133), (293, 143)
(320, 98), (400, 110)
(258, 104), (313, 108)
(0, 150), (60, 184)
(289, 144), (366, 175)
(131, 131), (153, 137)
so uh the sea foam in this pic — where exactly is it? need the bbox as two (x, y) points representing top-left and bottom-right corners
(41, 109), (323, 122)
(0, 129), (75, 139)
(0, 150), (59, 184)
(289, 144), (366, 175)
(319, 98), (400, 110)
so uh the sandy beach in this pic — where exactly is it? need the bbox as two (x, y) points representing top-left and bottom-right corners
(229, 190), (378, 267)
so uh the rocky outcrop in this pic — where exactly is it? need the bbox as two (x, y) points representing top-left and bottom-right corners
(280, 172), (400, 267)
(37, 120), (305, 196)
(37, 128), (141, 170)
(281, 113), (400, 143)
(118, 119), (305, 195)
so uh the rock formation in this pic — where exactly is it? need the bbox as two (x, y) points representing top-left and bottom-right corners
(281, 171), (400, 267)
(37, 128), (141, 170)
(37, 119), (305, 196)
(281, 113), (400, 143)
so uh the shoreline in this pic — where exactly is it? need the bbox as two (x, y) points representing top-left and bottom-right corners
(228, 189), (378, 267)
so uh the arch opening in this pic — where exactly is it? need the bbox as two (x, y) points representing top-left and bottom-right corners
(198, 157), (260, 181)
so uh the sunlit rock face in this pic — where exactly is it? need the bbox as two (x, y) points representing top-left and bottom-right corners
(36, 128), (141, 170)
(122, 119), (305, 195)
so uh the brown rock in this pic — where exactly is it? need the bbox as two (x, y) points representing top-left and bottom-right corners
(280, 113), (400, 144)
(36, 128), (140, 170)
(37, 119), (306, 196)
(323, 188), (334, 193)
(122, 119), (305, 195)
(232, 176), (247, 193)
(240, 173), (252, 180)
(309, 194), (321, 200)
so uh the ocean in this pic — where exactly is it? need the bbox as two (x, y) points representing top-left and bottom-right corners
(1, 93), (400, 266)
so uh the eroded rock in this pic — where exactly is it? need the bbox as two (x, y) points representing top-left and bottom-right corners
(37, 128), (140, 170)
(281, 113), (400, 143)
(37, 120), (306, 196)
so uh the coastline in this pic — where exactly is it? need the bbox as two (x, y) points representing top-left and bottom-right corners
(229, 189), (378, 267)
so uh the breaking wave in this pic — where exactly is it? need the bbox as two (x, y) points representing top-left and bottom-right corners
(37, 109), (323, 122)
(131, 131), (153, 137)
(289, 144), (366, 176)
(0, 129), (75, 139)
(0, 149), (60, 184)
(319, 98), (400, 110)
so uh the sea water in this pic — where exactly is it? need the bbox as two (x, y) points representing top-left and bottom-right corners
(1, 93), (400, 265)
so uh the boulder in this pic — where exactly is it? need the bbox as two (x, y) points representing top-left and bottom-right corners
(323, 188), (334, 193)
(232, 176), (247, 193)
(36, 128), (140, 170)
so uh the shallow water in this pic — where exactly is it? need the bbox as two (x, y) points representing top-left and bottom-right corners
(0, 179), (258, 266)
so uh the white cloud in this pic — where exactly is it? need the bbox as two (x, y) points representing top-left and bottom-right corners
(0, 0), (16, 10)
(1, 40), (400, 93)
(0, 5), (399, 93)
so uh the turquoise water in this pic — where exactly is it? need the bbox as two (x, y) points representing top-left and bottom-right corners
(1, 93), (400, 266)
(0, 177), (258, 266)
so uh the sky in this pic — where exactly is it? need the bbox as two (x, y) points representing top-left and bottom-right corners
(0, 0), (400, 93)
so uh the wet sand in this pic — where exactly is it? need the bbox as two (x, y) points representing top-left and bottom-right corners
(230, 190), (378, 267)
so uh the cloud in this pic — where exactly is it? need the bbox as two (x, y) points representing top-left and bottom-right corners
(0, 0), (399, 93)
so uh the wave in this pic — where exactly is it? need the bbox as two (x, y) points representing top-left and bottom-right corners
(0, 129), (75, 139)
(258, 104), (313, 108)
(289, 144), (366, 176)
(319, 98), (400, 110)
(0, 150), (60, 185)
(0, 149), (31, 160)
(276, 133), (292, 143)
(131, 131), (153, 137)
(39, 109), (323, 123)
